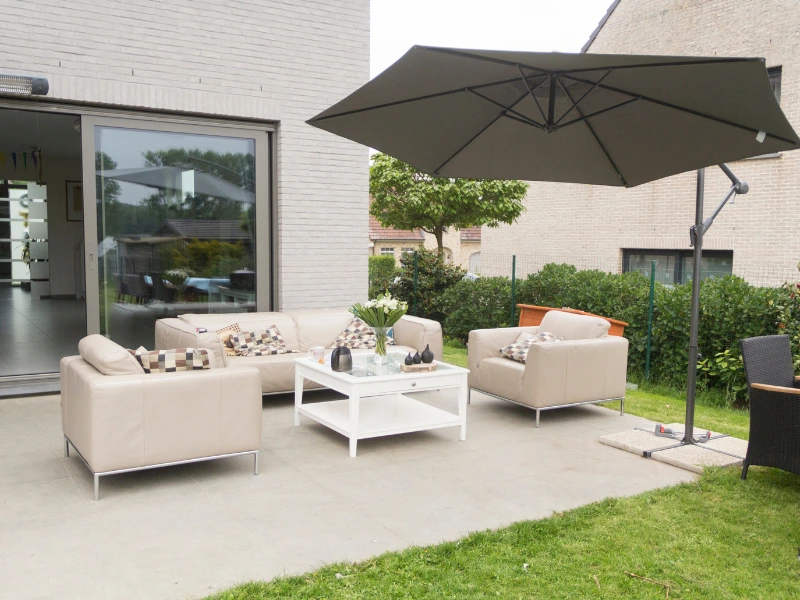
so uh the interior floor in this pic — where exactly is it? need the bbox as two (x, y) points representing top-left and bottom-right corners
(0, 286), (85, 376)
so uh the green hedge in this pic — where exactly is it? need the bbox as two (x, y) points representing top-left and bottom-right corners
(391, 248), (464, 322)
(412, 262), (797, 406)
(368, 255), (397, 298)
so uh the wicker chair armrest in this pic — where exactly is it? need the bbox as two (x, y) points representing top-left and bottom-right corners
(751, 383), (800, 396)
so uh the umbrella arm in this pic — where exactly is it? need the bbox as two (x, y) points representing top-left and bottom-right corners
(689, 163), (749, 246)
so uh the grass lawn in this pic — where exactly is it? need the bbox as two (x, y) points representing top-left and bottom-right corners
(205, 342), (800, 599)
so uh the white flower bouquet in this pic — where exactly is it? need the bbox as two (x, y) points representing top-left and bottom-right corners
(350, 292), (408, 359)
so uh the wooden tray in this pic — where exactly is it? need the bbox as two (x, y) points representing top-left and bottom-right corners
(400, 363), (438, 373)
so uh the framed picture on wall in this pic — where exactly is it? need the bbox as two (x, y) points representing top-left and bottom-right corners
(66, 180), (83, 221)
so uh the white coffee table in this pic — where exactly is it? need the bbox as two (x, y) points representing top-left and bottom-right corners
(294, 352), (469, 457)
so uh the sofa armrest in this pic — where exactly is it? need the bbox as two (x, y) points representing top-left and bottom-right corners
(155, 318), (226, 367)
(522, 336), (628, 408)
(61, 359), (261, 473)
(393, 316), (443, 360)
(468, 327), (539, 373)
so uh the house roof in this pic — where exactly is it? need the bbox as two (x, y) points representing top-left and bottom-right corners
(460, 227), (481, 242)
(581, 0), (622, 53)
(369, 215), (424, 241)
(158, 219), (250, 240)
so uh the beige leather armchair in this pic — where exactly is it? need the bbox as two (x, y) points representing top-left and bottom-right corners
(468, 311), (628, 426)
(61, 335), (263, 499)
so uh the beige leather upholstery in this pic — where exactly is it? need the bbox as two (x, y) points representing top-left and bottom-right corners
(61, 348), (262, 476)
(156, 310), (443, 394)
(468, 311), (628, 425)
(78, 334), (145, 376)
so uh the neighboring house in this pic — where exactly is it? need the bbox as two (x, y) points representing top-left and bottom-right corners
(481, 0), (800, 286)
(368, 215), (482, 271)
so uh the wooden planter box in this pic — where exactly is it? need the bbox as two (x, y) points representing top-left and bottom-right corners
(517, 304), (628, 337)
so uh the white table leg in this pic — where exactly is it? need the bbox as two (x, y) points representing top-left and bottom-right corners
(458, 376), (468, 441)
(349, 391), (360, 458)
(294, 370), (304, 426)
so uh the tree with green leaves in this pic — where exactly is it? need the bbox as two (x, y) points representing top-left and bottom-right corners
(369, 152), (529, 254)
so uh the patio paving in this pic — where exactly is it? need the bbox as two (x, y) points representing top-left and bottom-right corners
(0, 389), (694, 600)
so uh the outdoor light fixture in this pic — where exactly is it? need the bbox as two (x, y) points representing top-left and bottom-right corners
(0, 74), (49, 96)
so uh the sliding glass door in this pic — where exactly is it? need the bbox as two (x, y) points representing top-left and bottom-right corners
(82, 117), (270, 349)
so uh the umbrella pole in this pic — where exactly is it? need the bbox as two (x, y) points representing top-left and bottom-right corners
(684, 168), (705, 444)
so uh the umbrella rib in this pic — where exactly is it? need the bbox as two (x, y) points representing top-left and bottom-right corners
(554, 98), (639, 131)
(561, 73), (799, 146)
(432, 89), (531, 175)
(558, 77), (628, 186)
(554, 70), (611, 126)
(516, 65), (548, 124)
(308, 75), (526, 123)
(466, 88), (546, 130)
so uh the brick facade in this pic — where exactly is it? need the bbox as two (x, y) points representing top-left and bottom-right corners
(482, 0), (800, 286)
(0, 0), (370, 309)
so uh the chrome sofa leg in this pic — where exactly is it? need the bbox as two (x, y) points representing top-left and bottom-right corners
(93, 473), (100, 501)
(254, 451), (259, 475)
(467, 388), (471, 405)
(64, 436), (70, 458)
(535, 408), (540, 428)
(620, 397), (625, 415)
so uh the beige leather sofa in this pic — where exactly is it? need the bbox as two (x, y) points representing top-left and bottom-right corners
(468, 310), (628, 427)
(61, 335), (262, 500)
(155, 309), (443, 394)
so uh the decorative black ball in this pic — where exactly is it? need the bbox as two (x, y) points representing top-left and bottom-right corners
(413, 351), (422, 364)
(421, 344), (434, 364)
(404, 352), (414, 365)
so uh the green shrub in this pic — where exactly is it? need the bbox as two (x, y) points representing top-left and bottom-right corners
(368, 255), (397, 298)
(440, 277), (513, 343)
(391, 249), (464, 322)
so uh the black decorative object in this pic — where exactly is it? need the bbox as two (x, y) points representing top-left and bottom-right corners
(404, 352), (414, 366)
(413, 351), (422, 364)
(330, 347), (353, 372)
(421, 344), (434, 364)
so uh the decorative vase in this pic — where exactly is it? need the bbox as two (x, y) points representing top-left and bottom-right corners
(405, 352), (414, 365)
(370, 327), (391, 364)
(413, 351), (422, 364)
(421, 344), (434, 364)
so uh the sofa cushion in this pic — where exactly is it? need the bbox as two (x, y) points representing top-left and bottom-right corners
(499, 331), (562, 364)
(539, 310), (609, 341)
(231, 327), (293, 355)
(474, 357), (524, 403)
(135, 348), (211, 373)
(215, 323), (241, 357)
(288, 309), (356, 351)
(331, 318), (377, 349)
(79, 334), (145, 376)
(179, 312), (300, 350)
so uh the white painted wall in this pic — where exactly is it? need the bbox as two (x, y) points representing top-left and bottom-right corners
(0, 0), (370, 308)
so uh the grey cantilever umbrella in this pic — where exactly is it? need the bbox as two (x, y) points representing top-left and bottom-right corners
(308, 46), (798, 187)
(308, 46), (800, 447)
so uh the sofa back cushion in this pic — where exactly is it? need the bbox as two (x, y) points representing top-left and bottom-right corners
(179, 312), (300, 350)
(539, 310), (609, 341)
(288, 309), (356, 351)
(79, 334), (145, 376)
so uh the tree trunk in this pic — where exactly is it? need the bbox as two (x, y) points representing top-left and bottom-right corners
(434, 226), (444, 256)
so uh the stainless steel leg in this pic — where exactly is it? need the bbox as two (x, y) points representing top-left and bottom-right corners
(620, 397), (625, 415)
(64, 437), (69, 458)
(467, 388), (471, 405)
(93, 473), (100, 501)
(253, 451), (259, 475)
(535, 408), (540, 428)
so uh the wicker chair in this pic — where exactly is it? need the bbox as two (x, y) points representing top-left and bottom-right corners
(740, 335), (800, 479)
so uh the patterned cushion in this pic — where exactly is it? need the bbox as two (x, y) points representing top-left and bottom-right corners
(231, 326), (296, 356)
(134, 348), (210, 373)
(329, 319), (397, 349)
(215, 323), (241, 357)
(499, 331), (562, 364)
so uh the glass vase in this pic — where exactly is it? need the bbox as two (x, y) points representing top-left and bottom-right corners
(370, 327), (391, 364)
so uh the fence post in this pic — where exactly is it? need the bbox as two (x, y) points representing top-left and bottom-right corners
(413, 250), (419, 317)
(510, 254), (517, 326)
(645, 259), (656, 380)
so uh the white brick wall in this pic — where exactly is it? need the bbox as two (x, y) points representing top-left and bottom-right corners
(483, 0), (800, 286)
(0, 0), (370, 309)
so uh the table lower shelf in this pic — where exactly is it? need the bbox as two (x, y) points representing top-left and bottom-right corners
(297, 393), (462, 440)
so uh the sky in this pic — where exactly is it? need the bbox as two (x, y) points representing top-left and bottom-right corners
(370, 0), (612, 78)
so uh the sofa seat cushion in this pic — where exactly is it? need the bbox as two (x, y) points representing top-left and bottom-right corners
(539, 310), (610, 341)
(473, 357), (524, 403)
(79, 334), (145, 376)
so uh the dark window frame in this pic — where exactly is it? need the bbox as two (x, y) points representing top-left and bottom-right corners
(622, 248), (733, 285)
(768, 66), (782, 104)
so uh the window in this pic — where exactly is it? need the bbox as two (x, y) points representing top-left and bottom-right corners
(768, 66), (782, 104)
(622, 249), (733, 285)
(380, 247), (394, 255)
(401, 247), (415, 255)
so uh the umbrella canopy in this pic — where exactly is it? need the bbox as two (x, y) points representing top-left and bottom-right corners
(100, 166), (254, 203)
(308, 46), (799, 186)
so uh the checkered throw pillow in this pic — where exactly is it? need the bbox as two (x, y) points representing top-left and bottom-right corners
(134, 348), (211, 373)
(331, 318), (376, 349)
(231, 326), (295, 356)
(499, 331), (562, 364)
(215, 323), (241, 356)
